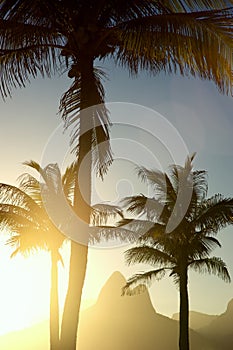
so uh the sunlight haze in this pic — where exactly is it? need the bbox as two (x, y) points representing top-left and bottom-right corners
(1, 66), (233, 336)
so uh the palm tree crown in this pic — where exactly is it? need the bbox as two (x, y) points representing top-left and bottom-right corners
(121, 155), (233, 350)
(0, 1), (233, 173)
(0, 161), (71, 350)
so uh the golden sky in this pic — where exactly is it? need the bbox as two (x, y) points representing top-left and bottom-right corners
(1, 67), (233, 335)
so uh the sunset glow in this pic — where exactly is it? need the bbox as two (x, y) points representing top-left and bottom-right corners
(0, 3), (233, 348)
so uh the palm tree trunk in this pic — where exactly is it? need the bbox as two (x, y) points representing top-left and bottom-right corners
(60, 56), (95, 350)
(179, 267), (190, 350)
(60, 242), (88, 349)
(50, 250), (59, 350)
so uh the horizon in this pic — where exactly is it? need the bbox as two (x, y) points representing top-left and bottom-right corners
(0, 269), (232, 350)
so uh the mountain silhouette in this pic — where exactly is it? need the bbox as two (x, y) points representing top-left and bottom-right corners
(172, 311), (218, 330)
(77, 271), (214, 350)
(0, 272), (229, 349)
(198, 299), (233, 350)
(94, 271), (156, 317)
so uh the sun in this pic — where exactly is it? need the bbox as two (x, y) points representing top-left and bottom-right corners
(0, 237), (51, 335)
(0, 238), (99, 337)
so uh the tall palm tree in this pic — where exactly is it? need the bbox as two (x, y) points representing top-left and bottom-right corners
(0, 2), (233, 348)
(120, 156), (233, 350)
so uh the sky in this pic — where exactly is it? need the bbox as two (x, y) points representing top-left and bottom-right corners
(0, 59), (233, 335)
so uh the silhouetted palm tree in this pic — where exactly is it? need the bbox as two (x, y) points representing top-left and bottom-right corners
(121, 156), (233, 350)
(0, 160), (123, 349)
(1, 2), (233, 348)
(0, 161), (79, 349)
(0, 191), (62, 349)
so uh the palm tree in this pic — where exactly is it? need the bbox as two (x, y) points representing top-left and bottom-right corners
(0, 2), (233, 348)
(120, 156), (233, 350)
(0, 161), (78, 350)
(0, 160), (124, 349)
(0, 188), (63, 350)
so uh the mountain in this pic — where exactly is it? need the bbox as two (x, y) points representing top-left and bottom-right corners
(90, 271), (157, 317)
(172, 311), (218, 330)
(198, 299), (233, 350)
(77, 271), (214, 350)
(0, 271), (227, 349)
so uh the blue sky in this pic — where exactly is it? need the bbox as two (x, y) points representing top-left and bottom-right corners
(0, 60), (233, 331)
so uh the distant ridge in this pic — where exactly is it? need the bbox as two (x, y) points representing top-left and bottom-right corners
(198, 298), (233, 350)
(172, 311), (218, 330)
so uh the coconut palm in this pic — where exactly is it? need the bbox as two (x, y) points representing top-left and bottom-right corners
(0, 160), (88, 349)
(0, 160), (124, 349)
(121, 156), (233, 350)
(1, 2), (233, 348)
(0, 184), (64, 350)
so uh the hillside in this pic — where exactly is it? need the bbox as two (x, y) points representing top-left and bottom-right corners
(198, 299), (233, 350)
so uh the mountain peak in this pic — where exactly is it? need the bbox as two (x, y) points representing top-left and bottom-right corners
(104, 271), (126, 287)
(226, 298), (233, 314)
(95, 271), (156, 314)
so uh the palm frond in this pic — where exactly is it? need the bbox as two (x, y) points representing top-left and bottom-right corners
(122, 268), (167, 296)
(125, 245), (175, 267)
(17, 172), (42, 205)
(165, 155), (202, 232)
(137, 166), (166, 186)
(122, 194), (165, 220)
(0, 18), (64, 98)
(22, 160), (55, 189)
(194, 195), (233, 234)
(0, 212), (32, 234)
(135, 167), (178, 222)
(0, 202), (44, 227)
(0, 165), (66, 256)
(116, 218), (167, 243)
(89, 225), (137, 244)
(91, 203), (123, 226)
(23, 160), (43, 173)
(114, 8), (233, 93)
(185, 234), (222, 260)
(192, 170), (208, 201)
(117, 218), (157, 236)
(161, 1), (232, 12)
(169, 268), (181, 286)
(22, 160), (73, 210)
(189, 257), (231, 283)
(169, 154), (194, 194)
(62, 161), (76, 205)
(18, 162), (74, 224)
(5, 219), (64, 256)
(0, 182), (40, 211)
(42, 163), (63, 191)
(139, 222), (167, 241)
(7, 230), (48, 258)
(59, 66), (113, 179)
